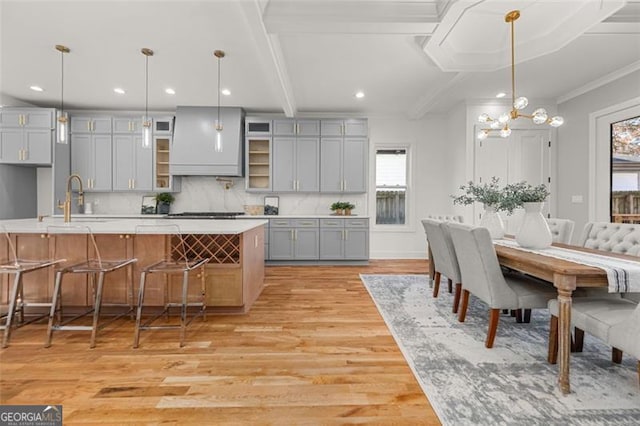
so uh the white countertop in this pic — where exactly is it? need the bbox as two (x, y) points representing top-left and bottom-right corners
(0, 217), (268, 235)
(240, 215), (370, 219)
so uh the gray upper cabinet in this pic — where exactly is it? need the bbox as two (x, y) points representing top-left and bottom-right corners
(71, 133), (112, 191)
(320, 137), (367, 193)
(273, 137), (319, 192)
(70, 116), (112, 134)
(113, 117), (143, 134)
(273, 119), (320, 136)
(320, 119), (368, 137)
(245, 117), (272, 136)
(0, 108), (53, 165)
(113, 134), (153, 191)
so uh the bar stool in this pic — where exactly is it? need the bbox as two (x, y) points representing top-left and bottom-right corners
(0, 226), (64, 348)
(133, 224), (209, 348)
(45, 225), (137, 348)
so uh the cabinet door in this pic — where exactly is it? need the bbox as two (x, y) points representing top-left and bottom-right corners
(344, 228), (368, 260)
(23, 110), (53, 129)
(320, 228), (344, 260)
(113, 118), (135, 133)
(0, 110), (23, 127)
(320, 137), (343, 192)
(92, 135), (113, 191)
(295, 137), (319, 192)
(71, 134), (93, 186)
(92, 117), (112, 134)
(273, 119), (296, 136)
(272, 137), (296, 191)
(294, 228), (319, 259)
(269, 228), (295, 260)
(296, 120), (320, 136)
(113, 135), (134, 190)
(23, 129), (52, 164)
(343, 138), (367, 193)
(70, 117), (93, 133)
(344, 119), (368, 137)
(320, 120), (343, 137)
(0, 129), (23, 163)
(134, 135), (153, 190)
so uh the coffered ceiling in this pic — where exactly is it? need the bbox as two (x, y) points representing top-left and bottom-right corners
(1, 0), (639, 118)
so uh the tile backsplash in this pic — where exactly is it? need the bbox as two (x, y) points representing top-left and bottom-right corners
(84, 176), (368, 216)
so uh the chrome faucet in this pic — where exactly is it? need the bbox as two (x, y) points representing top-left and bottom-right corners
(57, 174), (84, 223)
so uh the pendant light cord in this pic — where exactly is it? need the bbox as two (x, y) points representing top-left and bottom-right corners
(145, 53), (149, 120)
(217, 55), (221, 126)
(60, 49), (64, 114)
(510, 17), (516, 109)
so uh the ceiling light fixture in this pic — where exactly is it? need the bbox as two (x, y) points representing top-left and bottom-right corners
(477, 10), (564, 141)
(55, 45), (70, 144)
(495, 92), (506, 98)
(165, 88), (176, 95)
(221, 89), (231, 96)
(141, 48), (154, 149)
(355, 91), (365, 99)
(214, 49), (225, 153)
(30, 86), (44, 92)
(114, 88), (125, 95)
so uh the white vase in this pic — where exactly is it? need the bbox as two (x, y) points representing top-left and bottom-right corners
(480, 204), (505, 239)
(516, 202), (552, 249)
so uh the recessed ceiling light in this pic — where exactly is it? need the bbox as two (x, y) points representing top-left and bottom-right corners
(30, 86), (44, 92)
(113, 88), (125, 95)
(496, 92), (506, 98)
(221, 89), (231, 96)
(355, 91), (365, 99)
(165, 88), (176, 95)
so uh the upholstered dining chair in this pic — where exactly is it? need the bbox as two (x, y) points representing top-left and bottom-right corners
(422, 215), (463, 292)
(447, 222), (557, 348)
(421, 219), (462, 313)
(546, 218), (575, 244)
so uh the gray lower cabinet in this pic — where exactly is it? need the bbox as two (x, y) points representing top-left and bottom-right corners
(71, 134), (112, 191)
(320, 218), (369, 260)
(269, 219), (320, 260)
(113, 134), (153, 191)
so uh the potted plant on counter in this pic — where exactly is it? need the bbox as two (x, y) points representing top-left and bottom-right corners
(155, 192), (175, 215)
(344, 202), (355, 216)
(330, 202), (345, 215)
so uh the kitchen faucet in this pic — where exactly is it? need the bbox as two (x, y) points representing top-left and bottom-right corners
(57, 174), (84, 223)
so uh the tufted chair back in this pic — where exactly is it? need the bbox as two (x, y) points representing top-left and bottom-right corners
(579, 222), (640, 303)
(546, 218), (575, 244)
(426, 214), (464, 223)
(422, 219), (461, 283)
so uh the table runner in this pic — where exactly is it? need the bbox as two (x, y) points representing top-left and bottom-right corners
(494, 239), (640, 293)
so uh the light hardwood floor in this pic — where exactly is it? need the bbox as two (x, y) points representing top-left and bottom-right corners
(0, 260), (440, 425)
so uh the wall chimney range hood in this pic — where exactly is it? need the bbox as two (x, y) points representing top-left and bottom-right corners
(170, 106), (245, 176)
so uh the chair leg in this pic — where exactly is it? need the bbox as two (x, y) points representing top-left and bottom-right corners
(447, 278), (453, 294)
(574, 327), (584, 353)
(458, 290), (470, 323)
(548, 315), (558, 364)
(523, 309), (531, 323)
(45, 271), (64, 348)
(2, 273), (23, 348)
(89, 272), (106, 349)
(515, 309), (523, 323)
(200, 264), (207, 322)
(432, 272), (441, 298)
(133, 271), (147, 349)
(485, 309), (501, 348)
(637, 361), (639, 387)
(612, 348), (623, 364)
(180, 270), (189, 348)
(452, 283), (462, 314)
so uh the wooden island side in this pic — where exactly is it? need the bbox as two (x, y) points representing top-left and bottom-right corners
(0, 218), (266, 314)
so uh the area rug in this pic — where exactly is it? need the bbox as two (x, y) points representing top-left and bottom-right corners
(360, 274), (640, 426)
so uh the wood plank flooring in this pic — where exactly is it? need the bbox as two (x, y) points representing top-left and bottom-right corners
(0, 260), (440, 425)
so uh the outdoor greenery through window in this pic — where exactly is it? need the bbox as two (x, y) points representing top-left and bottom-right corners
(376, 148), (407, 225)
(611, 116), (640, 222)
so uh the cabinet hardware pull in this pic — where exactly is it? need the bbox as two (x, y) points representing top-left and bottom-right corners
(326, 221), (338, 225)
(296, 123), (300, 134)
(125, 235), (130, 239)
(132, 179), (135, 189)
(119, 235), (124, 239)
(341, 123), (344, 135)
(345, 230), (349, 240)
(290, 229), (294, 240)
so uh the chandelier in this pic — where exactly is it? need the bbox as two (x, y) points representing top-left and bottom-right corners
(477, 10), (564, 140)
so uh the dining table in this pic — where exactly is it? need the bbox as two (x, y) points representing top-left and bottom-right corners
(493, 240), (638, 395)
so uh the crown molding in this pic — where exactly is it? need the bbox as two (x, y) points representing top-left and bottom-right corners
(557, 60), (640, 104)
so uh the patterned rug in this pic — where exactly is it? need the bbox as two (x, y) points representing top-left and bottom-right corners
(360, 274), (640, 426)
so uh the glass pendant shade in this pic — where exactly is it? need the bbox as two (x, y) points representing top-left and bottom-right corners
(498, 112), (511, 124)
(142, 119), (152, 148)
(215, 119), (223, 153)
(57, 113), (68, 144)
(532, 108), (548, 124)
(513, 96), (528, 110)
(478, 113), (490, 123)
(500, 126), (512, 138)
(490, 120), (501, 129)
(549, 116), (564, 127)
(477, 130), (489, 140)
(55, 45), (70, 144)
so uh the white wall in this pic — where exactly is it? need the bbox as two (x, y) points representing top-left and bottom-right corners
(557, 69), (640, 242)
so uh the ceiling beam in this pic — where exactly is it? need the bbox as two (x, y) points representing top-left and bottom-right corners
(407, 72), (468, 119)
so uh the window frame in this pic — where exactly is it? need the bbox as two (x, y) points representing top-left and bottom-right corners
(372, 144), (413, 232)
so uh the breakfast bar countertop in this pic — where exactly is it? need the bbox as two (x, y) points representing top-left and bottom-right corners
(0, 217), (268, 235)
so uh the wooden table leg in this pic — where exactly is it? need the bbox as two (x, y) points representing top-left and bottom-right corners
(553, 273), (576, 395)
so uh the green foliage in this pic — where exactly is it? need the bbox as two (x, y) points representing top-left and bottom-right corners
(502, 182), (550, 213)
(451, 178), (549, 214)
(330, 201), (355, 211)
(451, 177), (503, 208)
(155, 192), (175, 204)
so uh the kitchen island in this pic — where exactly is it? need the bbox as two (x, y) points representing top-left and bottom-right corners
(0, 217), (267, 313)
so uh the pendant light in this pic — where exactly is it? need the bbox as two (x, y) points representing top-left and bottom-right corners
(476, 10), (564, 140)
(55, 45), (70, 144)
(141, 48), (154, 148)
(214, 49), (225, 153)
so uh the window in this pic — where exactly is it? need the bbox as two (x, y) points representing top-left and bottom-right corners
(610, 115), (640, 222)
(376, 148), (407, 225)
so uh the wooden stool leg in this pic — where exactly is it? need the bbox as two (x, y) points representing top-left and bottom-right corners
(452, 283), (461, 314)
(485, 309), (501, 348)
(548, 315), (558, 364)
(180, 270), (189, 348)
(447, 278), (453, 294)
(45, 271), (64, 348)
(574, 327), (584, 353)
(2, 273), (22, 348)
(90, 272), (106, 349)
(200, 264), (206, 322)
(458, 290), (470, 323)
(612, 348), (623, 364)
(133, 271), (147, 349)
(432, 272), (441, 298)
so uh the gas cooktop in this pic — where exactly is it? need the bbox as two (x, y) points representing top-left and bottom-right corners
(166, 212), (245, 219)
